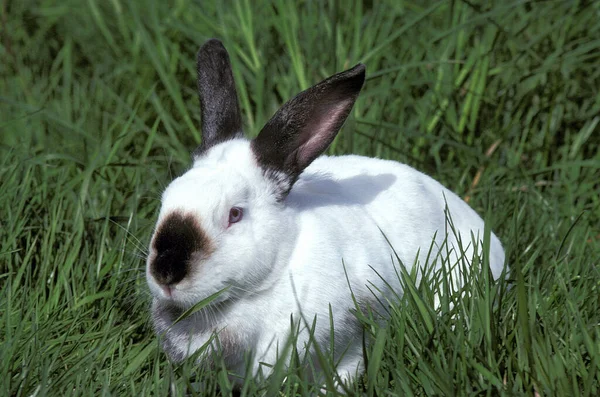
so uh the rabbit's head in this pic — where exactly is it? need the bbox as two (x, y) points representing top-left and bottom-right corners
(146, 39), (365, 308)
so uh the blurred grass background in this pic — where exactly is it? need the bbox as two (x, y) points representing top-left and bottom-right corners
(1, 0), (599, 395)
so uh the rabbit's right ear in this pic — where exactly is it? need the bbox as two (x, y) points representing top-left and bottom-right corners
(193, 39), (243, 158)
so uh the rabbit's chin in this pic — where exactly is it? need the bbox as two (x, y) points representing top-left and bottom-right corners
(154, 287), (235, 311)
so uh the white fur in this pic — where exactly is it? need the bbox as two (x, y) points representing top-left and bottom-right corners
(146, 138), (505, 384)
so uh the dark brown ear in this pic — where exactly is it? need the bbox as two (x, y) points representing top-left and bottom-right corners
(251, 64), (366, 199)
(193, 39), (243, 158)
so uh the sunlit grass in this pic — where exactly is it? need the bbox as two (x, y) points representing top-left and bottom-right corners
(1, 0), (599, 395)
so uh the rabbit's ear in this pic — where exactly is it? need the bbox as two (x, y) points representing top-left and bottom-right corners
(251, 64), (365, 199)
(193, 39), (243, 158)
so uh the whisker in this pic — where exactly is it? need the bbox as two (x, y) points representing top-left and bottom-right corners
(109, 268), (145, 277)
(117, 249), (149, 261)
(109, 216), (149, 250)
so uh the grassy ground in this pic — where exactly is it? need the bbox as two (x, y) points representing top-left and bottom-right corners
(1, 0), (599, 395)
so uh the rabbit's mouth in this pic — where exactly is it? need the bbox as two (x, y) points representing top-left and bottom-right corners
(156, 283), (238, 311)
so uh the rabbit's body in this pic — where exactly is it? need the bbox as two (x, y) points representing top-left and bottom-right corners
(146, 39), (505, 387)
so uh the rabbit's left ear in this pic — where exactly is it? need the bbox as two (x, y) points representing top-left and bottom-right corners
(193, 39), (243, 158)
(251, 64), (365, 199)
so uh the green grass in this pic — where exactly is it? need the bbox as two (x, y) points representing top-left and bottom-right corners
(1, 0), (599, 395)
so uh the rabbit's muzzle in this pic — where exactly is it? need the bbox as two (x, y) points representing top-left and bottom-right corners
(149, 211), (212, 287)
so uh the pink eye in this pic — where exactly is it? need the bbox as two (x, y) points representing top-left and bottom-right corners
(228, 207), (243, 225)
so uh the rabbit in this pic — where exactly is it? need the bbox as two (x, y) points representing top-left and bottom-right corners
(146, 38), (506, 387)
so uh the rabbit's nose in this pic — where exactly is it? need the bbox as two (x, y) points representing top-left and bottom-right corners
(149, 211), (213, 286)
(152, 248), (189, 286)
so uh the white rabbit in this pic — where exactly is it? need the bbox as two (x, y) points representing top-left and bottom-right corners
(146, 39), (505, 387)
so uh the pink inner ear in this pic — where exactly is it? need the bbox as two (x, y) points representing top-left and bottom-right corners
(297, 99), (353, 167)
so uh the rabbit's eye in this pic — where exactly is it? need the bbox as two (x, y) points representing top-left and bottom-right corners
(228, 207), (243, 225)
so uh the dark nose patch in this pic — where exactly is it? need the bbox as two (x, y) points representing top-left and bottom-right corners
(150, 211), (213, 286)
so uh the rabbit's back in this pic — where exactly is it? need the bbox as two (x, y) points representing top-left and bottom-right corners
(289, 154), (505, 278)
